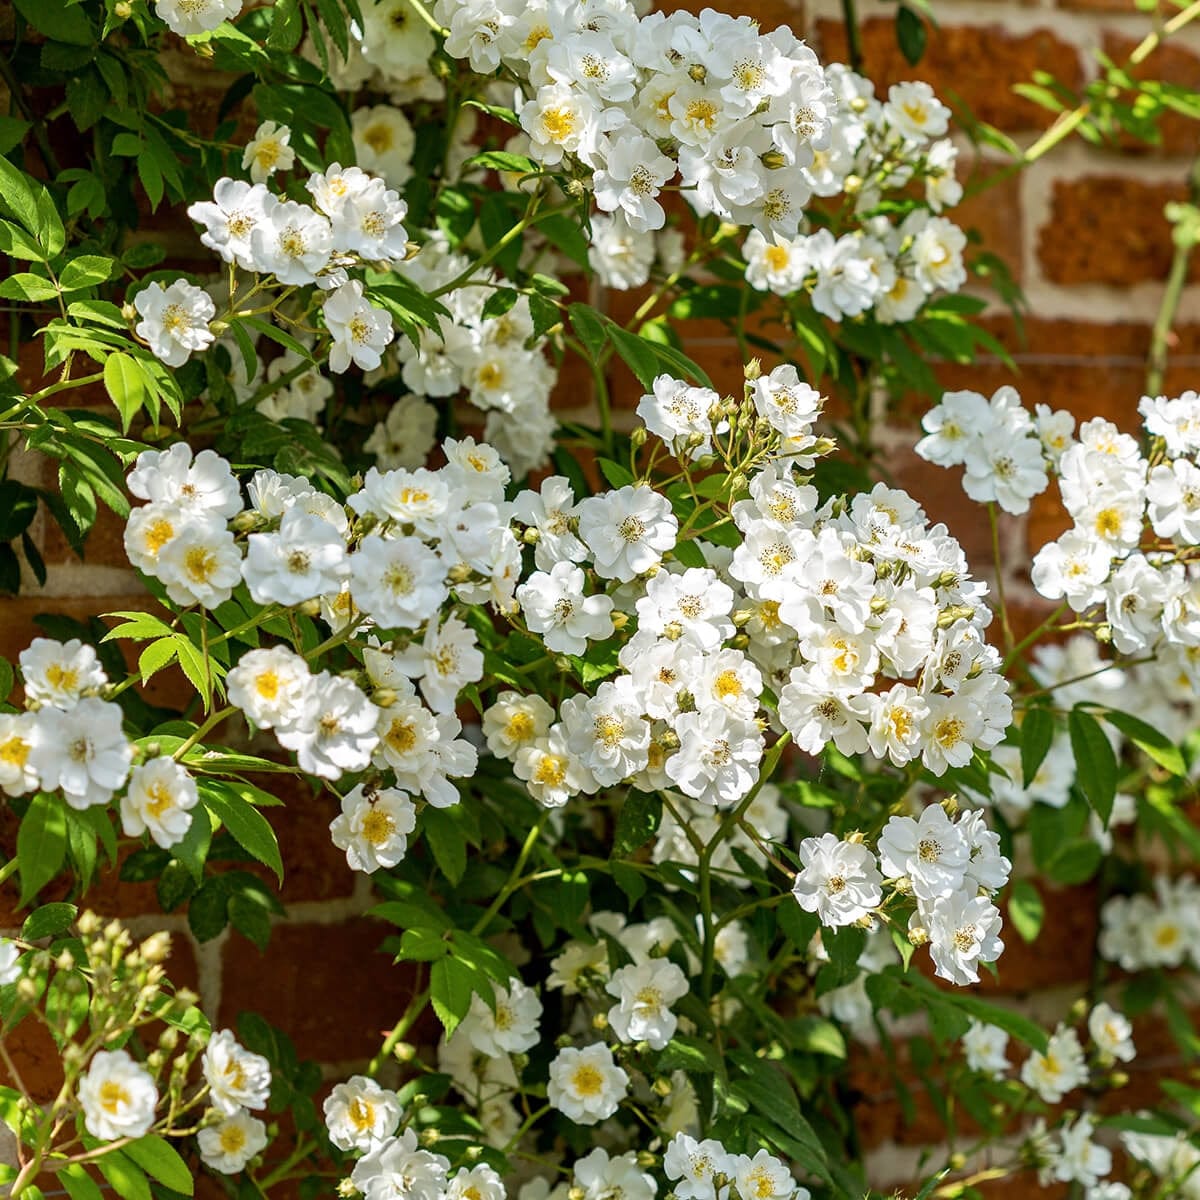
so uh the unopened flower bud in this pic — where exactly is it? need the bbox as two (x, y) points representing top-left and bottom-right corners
(121, 302), (138, 323)
(744, 358), (762, 382)
(372, 688), (398, 709)
(688, 64), (707, 82)
(631, 426), (648, 450)
(522, 526), (541, 545)
(592, 1011), (609, 1031)
(140, 932), (172, 964)
(114, 1), (132, 15)
(940, 795), (958, 817)
(393, 1042), (417, 1063)
(298, 598), (322, 617)
(611, 611), (629, 631)
(908, 925), (929, 947)
(760, 150), (787, 170)
(231, 511), (263, 533)
(637, 1151), (657, 1169)
(337, 1179), (360, 1198)
(651, 1077), (673, 1097)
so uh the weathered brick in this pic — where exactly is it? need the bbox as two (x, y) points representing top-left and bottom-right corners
(815, 18), (1084, 131)
(958, 159), (1025, 282)
(218, 917), (428, 1062)
(261, 775), (361, 905)
(1038, 176), (1195, 287)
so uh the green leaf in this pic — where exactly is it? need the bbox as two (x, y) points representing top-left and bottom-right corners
(268, 0), (303, 48)
(96, 1152), (151, 1200)
(430, 954), (480, 1038)
(1007, 879), (1044, 943)
(18, 792), (68, 905)
(1019, 706), (1056, 788)
(59, 256), (114, 293)
(422, 806), (467, 885)
(597, 458), (635, 490)
(123, 1136), (193, 1195)
(612, 791), (662, 857)
(21, 902), (77, 941)
(0, 220), (47, 262)
(201, 780), (284, 882)
(1068, 707), (1117, 824)
(895, 5), (927, 65)
(12, 0), (94, 43)
(568, 302), (608, 364)
(1100, 707), (1186, 776)
(60, 1165), (105, 1200)
(730, 1055), (830, 1183)
(104, 353), (148, 433)
(469, 150), (540, 175)
(171, 803), (212, 885)
(0, 273), (59, 302)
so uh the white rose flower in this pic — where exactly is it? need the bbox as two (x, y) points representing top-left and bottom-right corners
(329, 785), (417, 874)
(78, 1049), (158, 1141)
(323, 1075), (403, 1152)
(134, 280), (216, 368)
(198, 1106), (269, 1174)
(547, 1043), (629, 1125)
(792, 833), (882, 927)
(203, 1030), (272, 1115)
(120, 757), (199, 849)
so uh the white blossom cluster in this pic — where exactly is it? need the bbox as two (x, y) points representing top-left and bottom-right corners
(423, 910), (749, 1148)
(436, 0), (835, 241)
(76, 1029), (272, 1175)
(1100, 873), (1200, 972)
(0, 636), (210, 853)
(914, 385), (1069, 515)
(792, 803), (1011, 986)
(135, 155), (409, 382)
(963, 1008), (1137, 1194)
(1122, 1127), (1200, 1200)
(1030, 390), (1200, 657)
(743, 68), (969, 324)
(117, 439), (520, 873)
(922, 385), (1200, 660)
(381, 233), (562, 477)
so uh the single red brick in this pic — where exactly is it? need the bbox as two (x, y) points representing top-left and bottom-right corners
(1038, 177), (1194, 287)
(218, 917), (429, 1062)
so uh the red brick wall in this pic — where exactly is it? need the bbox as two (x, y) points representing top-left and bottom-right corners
(4, 0), (1199, 1186)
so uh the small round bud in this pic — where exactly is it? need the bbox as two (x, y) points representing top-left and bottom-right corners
(393, 1042), (417, 1064)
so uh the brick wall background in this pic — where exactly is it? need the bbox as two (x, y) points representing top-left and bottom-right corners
(3, 0), (1198, 1189)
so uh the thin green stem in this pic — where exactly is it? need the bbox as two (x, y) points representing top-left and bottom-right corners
(172, 706), (236, 761)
